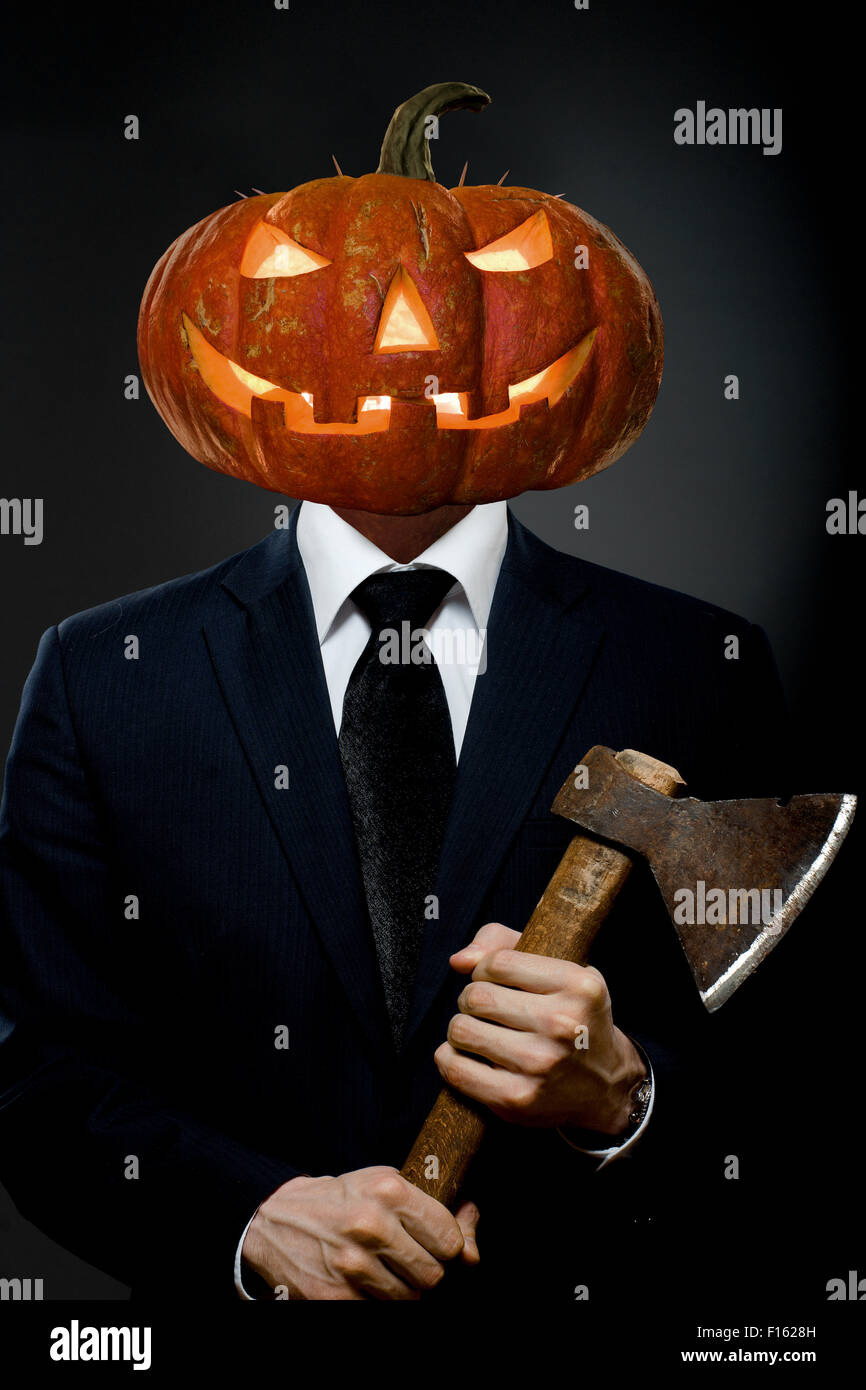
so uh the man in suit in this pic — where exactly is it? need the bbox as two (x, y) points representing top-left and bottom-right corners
(0, 493), (787, 1301)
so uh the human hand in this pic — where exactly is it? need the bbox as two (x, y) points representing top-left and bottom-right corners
(242, 1166), (479, 1300)
(435, 921), (645, 1134)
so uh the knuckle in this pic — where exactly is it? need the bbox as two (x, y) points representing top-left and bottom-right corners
(580, 972), (608, 1009)
(440, 1224), (464, 1259)
(476, 921), (502, 941)
(347, 1203), (387, 1246)
(369, 1169), (405, 1204)
(447, 1053), (470, 1086)
(525, 1043), (559, 1077)
(335, 1245), (370, 1280)
(464, 982), (490, 1012)
(501, 1078), (538, 1114)
(518, 1077), (542, 1108)
(549, 1008), (580, 1043)
(475, 947), (503, 975)
(419, 1259), (447, 1288)
(448, 1014), (474, 1047)
(435, 1045), (454, 1079)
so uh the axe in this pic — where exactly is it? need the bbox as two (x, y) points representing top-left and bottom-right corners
(402, 746), (856, 1208)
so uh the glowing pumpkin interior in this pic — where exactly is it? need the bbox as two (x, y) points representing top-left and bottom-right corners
(463, 209), (553, 271)
(183, 313), (597, 435)
(373, 265), (440, 352)
(182, 208), (598, 436)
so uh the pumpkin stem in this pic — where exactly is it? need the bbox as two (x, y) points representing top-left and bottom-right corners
(376, 82), (491, 182)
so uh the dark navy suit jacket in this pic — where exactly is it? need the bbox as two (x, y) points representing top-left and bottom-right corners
(0, 507), (789, 1300)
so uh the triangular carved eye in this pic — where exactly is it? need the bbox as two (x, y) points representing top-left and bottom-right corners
(241, 222), (332, 278)
(465, 209), (554, 271)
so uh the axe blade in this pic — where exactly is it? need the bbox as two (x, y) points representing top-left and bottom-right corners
(553, 747), (857, 1011)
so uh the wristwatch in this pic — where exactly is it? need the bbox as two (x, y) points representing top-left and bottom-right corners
(628, 1075), (653, 1129)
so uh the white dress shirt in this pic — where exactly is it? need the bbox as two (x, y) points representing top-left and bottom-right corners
(296, 496), (508, 755)
(234, 499), (653, 1297)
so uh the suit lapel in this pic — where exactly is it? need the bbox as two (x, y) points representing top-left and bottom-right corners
(203, 508), (393, 1057)
(404, 511), (606, 1048)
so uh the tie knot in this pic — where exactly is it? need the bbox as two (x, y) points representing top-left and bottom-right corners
(350, 568), (456, 634)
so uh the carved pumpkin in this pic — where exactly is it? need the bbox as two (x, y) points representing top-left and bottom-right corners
(138, 83), (663, 514)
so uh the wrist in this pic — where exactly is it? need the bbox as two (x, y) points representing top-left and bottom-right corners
(243, 1173), (316, 1281)
(558, 1038), (654, 1158)
(580, 1033), (646, 1136)
(562, 1034), (649, 1141)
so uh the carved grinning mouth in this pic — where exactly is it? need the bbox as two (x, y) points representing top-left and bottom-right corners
(182, 313), (597, 435)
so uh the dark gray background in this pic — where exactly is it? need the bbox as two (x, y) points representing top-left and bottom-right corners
(0, 0), (859, 1306)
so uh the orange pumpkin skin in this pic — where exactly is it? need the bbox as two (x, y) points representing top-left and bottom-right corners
(138, 95), (663, 515)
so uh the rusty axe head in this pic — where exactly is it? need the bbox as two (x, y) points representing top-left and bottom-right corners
(551, 746), (856, 1010)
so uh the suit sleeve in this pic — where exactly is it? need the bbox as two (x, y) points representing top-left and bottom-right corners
(0, 626), (303, 1296)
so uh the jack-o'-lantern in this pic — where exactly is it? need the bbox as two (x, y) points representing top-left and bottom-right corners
(138, 82), (663, 514)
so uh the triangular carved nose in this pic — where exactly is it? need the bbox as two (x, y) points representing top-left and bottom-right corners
(373, 265), (440, 353)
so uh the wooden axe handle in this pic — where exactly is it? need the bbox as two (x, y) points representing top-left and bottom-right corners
(401, 749), (684, 1209)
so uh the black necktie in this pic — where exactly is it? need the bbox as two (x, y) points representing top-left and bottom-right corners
(338, 569), (458, 1047)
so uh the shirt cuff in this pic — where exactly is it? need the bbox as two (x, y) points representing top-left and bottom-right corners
(556, 1039), (655, 1170)
(234, 1208), (263, 1300)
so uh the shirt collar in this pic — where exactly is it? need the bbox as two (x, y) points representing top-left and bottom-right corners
(296, 500), (509, 643)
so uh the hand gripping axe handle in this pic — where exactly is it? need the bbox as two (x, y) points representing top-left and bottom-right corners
(402, 746), (855, 1210)
(401, 749), (683, 1208)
